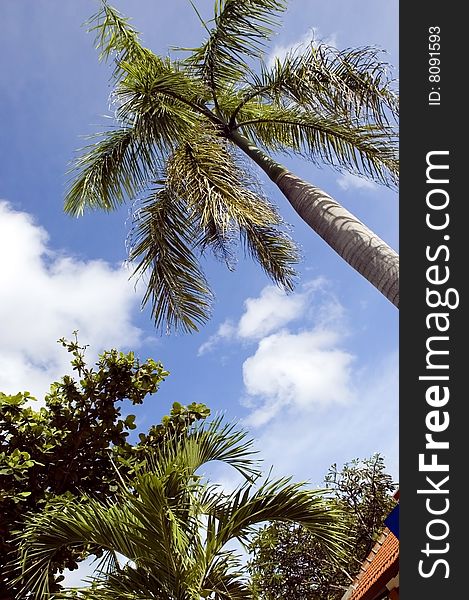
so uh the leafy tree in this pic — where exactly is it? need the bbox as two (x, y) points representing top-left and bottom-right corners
(248, 454), (397, 599)
(12, 418), (347, 599)
(0, 335), (210, 599)
(66, 0), (399, 333)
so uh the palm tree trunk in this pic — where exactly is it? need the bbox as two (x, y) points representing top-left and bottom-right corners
(230, 130), (399, 308)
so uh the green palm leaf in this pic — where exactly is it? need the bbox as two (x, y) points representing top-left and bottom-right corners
(88, 2), (149, 82)
(207, 478), (346, 555)
(128, 188), (213, 333)
(12, 420), (347, 599)
(184, 0), (287, 89)
(65, 59), (205, 217)
(241, 223), (298, 292)
(231, 104), (398, 187)
(203, 552), (252, 599)
(65, 128), (158, 215)
(250, 43), (399, 126)
(166, 135), (299, 283)
(144, 416), (261, 483)
(115, 54), (212, 123)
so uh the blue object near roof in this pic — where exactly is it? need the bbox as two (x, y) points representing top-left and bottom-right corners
(384, 503), (399, 539)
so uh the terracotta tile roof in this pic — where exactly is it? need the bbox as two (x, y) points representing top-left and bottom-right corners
(341, 528), (399, 600)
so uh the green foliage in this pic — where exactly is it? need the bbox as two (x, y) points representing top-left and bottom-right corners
(184, 0), (288, 87)
(12, 418), (346, 599)
(248, 454), (397, 599)
(128, 188), (215, 334)
(0, 335), (210, 598)
(65, 0), (399, 332)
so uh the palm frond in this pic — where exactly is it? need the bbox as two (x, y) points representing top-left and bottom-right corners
(241, 223), (298, 291)
(166, 135), (299, 287)
(232, 104), (398, 187)
(12, 500), (141, 598)
(88, 2), (149, 81)
(95, 566), (180, 599)
(203, 552), (253, 599)
(252, 43), (399, 126)
(184, 0), (287, 88)
(122, 474), (197, 586)
(13, 470), (200, 598)
(128, 188), (213, 333)
(183, 416), (261, 481)
(65, 127), (160, 216)
(115, 53), (213, 123)
(168, 136), (278, 229)
(147, 416), (261, 483)
(70, 567), (170, 600)
(209, 478), (347, 557)
(65, 58), (208, 217)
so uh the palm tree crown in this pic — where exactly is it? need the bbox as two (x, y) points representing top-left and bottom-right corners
(12, 418), (346, 599)
(66, 0), (399, 332)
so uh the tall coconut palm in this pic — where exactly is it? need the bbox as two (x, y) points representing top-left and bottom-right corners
(11, 418), (345, 599)
(65, 0), (399, 332)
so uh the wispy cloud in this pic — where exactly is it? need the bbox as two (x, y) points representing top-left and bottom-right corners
(197, 320), (237, 356)
(0, 201), (143, 401)
(196, 277), (398, 486)
(197, 285), (306, 356)
(198, 279), (353, 426)
(336, 172), (377, 191)
(267, 27), (337, 67)
(197, 278), (334, 356)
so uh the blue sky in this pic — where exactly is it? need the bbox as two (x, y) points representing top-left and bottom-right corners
(0, 0), (398, 541)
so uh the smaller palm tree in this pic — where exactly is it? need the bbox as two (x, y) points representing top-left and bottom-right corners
(12, 418), (346, 599)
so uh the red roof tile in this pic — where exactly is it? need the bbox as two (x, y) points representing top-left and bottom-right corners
(341, 528), (399, 600)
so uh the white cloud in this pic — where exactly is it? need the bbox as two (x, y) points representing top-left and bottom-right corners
(238, 285), (307, 339)
(337, 173), (377, 191)
(252, 351), (399, 485)
(198, 279), (333, 356)
(0, 201), (143, 401)
(196, 280), (398, 483)
(267, 27), (337, 67)
(199, 279), (353, 425)
(242, 328), (355, 427)
(198, 284), (310, 356)
(197, 320), (236, 356)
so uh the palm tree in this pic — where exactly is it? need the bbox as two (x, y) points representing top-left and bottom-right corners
(12, 418), (345, 599)
(65, 0), (399, 332)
